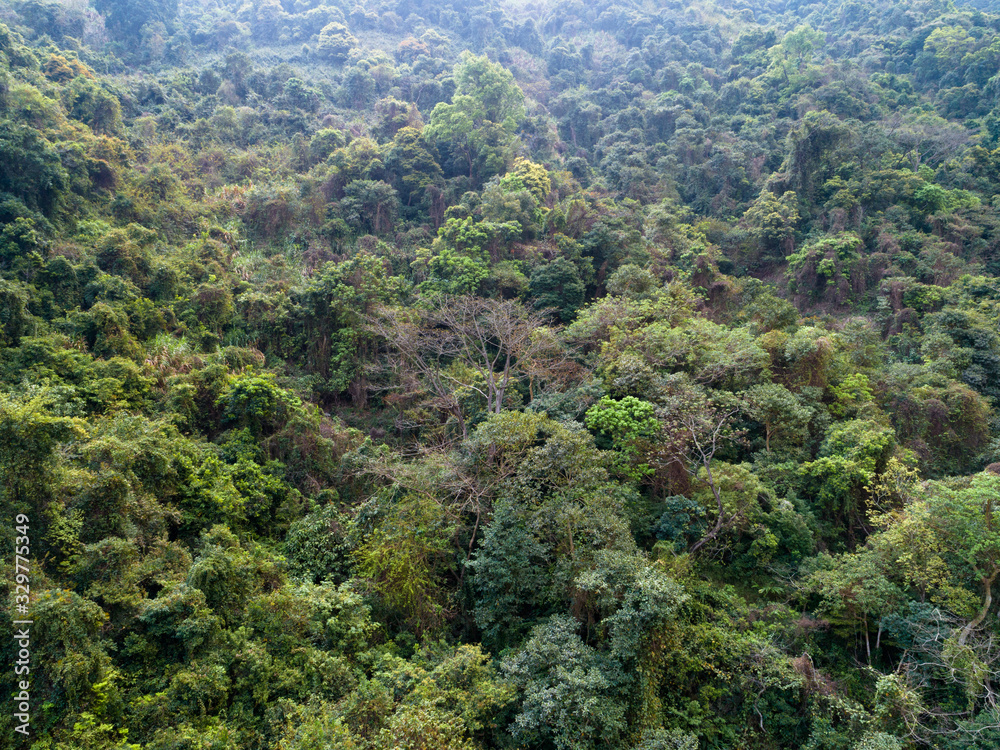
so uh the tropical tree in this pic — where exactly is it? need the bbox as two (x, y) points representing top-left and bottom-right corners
(426, 54), (525, 183)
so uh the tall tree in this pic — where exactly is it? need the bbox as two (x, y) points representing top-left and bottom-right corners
(368, 296), (550, 439)
(94, 0), (177, 41)
(426, 54), (525, 183)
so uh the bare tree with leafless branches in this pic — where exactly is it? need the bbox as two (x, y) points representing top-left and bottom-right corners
(656, 389), (744, 555)
(366, 295), (574, 441)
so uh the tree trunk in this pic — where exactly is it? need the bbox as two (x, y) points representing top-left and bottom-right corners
(864, 614), (871, 663)
(689, 460), (725, 554)
(958, 564), (999, 647)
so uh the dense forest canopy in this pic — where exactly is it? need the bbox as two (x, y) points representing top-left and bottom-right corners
(3, 0), (1000, 748)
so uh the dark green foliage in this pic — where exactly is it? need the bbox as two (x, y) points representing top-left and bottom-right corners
(0, 278), (30, 345)
(654, 495), (707, 551)
(470, 502), (547, 650)
(283, 502), (353, 584)
(340, 179), (400, 236)
(0, 119), (67, 215)
(94, 0), (178, 42)
(529, 256), (585, 321)
(317, 22), (356, 62)
(385, 126), (444, 209)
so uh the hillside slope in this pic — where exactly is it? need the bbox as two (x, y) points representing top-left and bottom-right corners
(2, 1), (1000, 748)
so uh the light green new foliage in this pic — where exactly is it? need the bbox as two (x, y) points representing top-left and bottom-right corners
(829, 373), (874, 417)
(427, 54), (525, 183)
(382, 643), (514, 737)
(451, 52), (526, 131)
(630, 728), (699, 750)
(806, 550), (902, 640)
(798, 417), (895, 534)
(585, 395), (661, 480)
(355, 492), (455, 633)
(742, 189), (799, 257)
(932, 473), (1000, 578)
(780, 24), (826, 68)
(925, 473), (1000, 653)
(853, 732), (903, 750)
